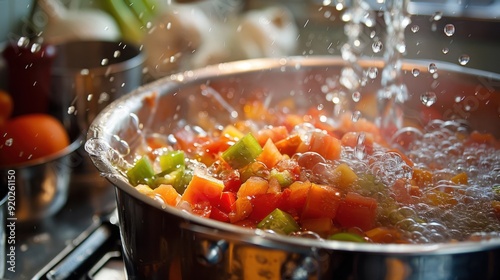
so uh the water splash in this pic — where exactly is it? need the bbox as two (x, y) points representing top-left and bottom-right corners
(377, 0), (411, 138)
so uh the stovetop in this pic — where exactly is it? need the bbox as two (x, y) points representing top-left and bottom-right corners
(5, 147), (126, 280)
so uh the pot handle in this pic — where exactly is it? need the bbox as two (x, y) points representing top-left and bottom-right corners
(181, 222), (327, 279)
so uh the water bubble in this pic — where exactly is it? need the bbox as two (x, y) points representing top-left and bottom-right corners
(458, 54), (470, 65)
(411, 68), (420, 77)
(113, 50), (121, 58)
(444, 24), (455, 36)
(352, 91), (361, 102)
(411, 25), (420, 33)
(420, 91), (437, 107)
(367, 67), (378, 79)
(351, 111), (362, 122)
(428, 63), (437, 74)
(442, 47), (449, 54)
(101, 58), (109, 66)
(80, 69), (90, 75)
(372, 41), (383, 53)
(370, 30), (376, 39)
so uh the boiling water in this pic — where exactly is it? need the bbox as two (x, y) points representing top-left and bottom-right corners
(84, 0), (500, 244)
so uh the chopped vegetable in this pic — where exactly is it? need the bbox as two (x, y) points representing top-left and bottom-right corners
(336, 192), (378, 231)
(159, 150), (185, 173)
(127, 156), (156, 186)
(181, 174), (224, 206)
(257, 208), (299, 234)
(328, 232), (366, 243)
(221, 133), (263, 169)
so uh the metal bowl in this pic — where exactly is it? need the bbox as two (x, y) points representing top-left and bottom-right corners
(0, 133), (83, 224)
(86, 57), (500, 279)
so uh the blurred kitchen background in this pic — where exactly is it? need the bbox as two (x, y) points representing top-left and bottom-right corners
(1, 0), (500, 91)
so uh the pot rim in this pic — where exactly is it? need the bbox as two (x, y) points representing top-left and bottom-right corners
(87, 56), (500, 255)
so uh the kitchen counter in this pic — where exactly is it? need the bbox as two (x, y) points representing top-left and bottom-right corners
(4, 146), (122, 280)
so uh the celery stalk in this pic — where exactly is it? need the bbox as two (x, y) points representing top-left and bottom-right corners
(159, 150), (185, 173)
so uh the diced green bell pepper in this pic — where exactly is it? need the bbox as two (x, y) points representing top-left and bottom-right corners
(154, 167), (192, 194)
(270, 169), (294, 188)
(328, 232), (366, 243)
(257, 208), (299, 235)
(126, 156), (155, 186)
(221, 133), (262, 169)
(159, 150), (185, 173)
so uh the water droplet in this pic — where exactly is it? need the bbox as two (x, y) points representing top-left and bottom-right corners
(442, 47), (449, 54)
(458, 54), (470, 65)
(444, 24), (455, 36)
(367, 67), (378, 79)
(30, 43), (41, 53)
(428, 63), (437, 74)
(5, 138), (13, 146)
(412, 68), (420, 77)
(113, 50), (121, 58)
(17, 37), (30, 48)
(351, 111), (362, 122)
(372, 41), (383, 53)
(101, 58), (109, 66)
(80, 69), (90, 75)
(67, 106), (76, 115)
(370, 30), (376, 38)
(420, 92), (437, 107)
(431, 11), (443, 21)
(352, 91), (361, 102)
(411, 25), (420, 33)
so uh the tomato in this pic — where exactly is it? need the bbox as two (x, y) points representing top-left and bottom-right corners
(336, 192), (378, 231)
(301, 184), (342, 220)
(0, 113), (70, 166)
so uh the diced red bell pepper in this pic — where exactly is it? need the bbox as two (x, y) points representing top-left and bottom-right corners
(248, 193), (284, 221)
(336, 192), (378, 231)
(218, 192), (236, 213)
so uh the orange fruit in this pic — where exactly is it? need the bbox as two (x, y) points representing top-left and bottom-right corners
(0, 90), (13, 126)
(0, 114), (70, 166)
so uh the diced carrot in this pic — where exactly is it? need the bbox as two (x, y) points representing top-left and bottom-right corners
(256, 126), (289, 146)
(492, 201), (500, 220)
(301, 184), (342, 220)
(229, 197), (253, 223)
(409, 185), (422, 197)
(237, 176), (269, 198)
(330, 163), (358, 190)
(412, 168), (433, 188)
(467, 131), (496, 146)
(336, 192), (378, 231)
(256, 139), (283, 168)
(283, 114), (305, 131)
(154, 184), (181, 206)
(286, 181), (312, 214)
(301, 217), (334, 234)
(340, 131), (374, 154)
(425, 190), (458, 207)
(365, 227), (402, 243)
(451, 172), (468, 185)
(306, 131), (341, 161)
(181, 174), (224, 206)
(275, 134), (303, 157)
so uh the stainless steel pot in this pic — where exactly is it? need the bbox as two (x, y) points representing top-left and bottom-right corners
(86, 57), (500, 280)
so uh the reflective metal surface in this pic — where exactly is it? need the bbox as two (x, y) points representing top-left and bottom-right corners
(87, 56), (500, 279)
